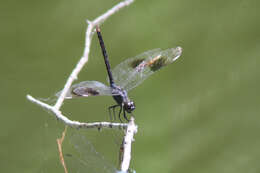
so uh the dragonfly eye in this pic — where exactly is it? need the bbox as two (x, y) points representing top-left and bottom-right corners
(124, 101), (135, 113)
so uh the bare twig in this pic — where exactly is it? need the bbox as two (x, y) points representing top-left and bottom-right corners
(54, 0), (134, 110)
(26, 0), (134, 129)
(57, 126), (68, 173)
(26, 95), (128, 130)
(26, 0), (136, 171)
(120, 117), (138, 172)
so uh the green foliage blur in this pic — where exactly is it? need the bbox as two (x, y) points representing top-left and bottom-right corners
(1, 0), (260, 172)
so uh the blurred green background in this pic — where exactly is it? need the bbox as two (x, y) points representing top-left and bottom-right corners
(1, 0), (260, 172)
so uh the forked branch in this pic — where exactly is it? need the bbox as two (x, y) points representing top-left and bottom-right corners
(54, 0), (134, 110)
(27, 0), (134, 128)
(26, 0), (136, 172)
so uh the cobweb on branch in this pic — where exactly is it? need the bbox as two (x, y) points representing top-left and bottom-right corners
(66, 132), (119, 173)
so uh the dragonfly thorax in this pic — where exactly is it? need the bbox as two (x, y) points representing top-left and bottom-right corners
(112, 84), (135, 113)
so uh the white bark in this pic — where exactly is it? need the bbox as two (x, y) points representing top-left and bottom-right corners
(120, 117), (138, 172)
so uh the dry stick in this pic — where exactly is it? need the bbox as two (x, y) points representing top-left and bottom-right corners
(121, 117), (138, 172)
(57, 126), (68, 173)
(26, 0), (134, 129)
(26, 95), (128, 130)
(26, 0), (137, 172)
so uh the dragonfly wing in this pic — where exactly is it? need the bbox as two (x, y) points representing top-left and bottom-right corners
(56, 81), (119, 99)
(111, 48), (161, 90)
(112, 47), (182, 91)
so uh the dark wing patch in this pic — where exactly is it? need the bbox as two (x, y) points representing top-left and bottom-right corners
(72, 87), (100, 97)
(55, 81), (117, 99)
(129, 58), (145, 68)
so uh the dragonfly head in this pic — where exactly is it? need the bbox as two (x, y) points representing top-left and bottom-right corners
(124, 101), (135, 113)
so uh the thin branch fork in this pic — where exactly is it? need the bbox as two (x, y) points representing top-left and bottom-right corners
(27, 95), (128, 130)
(54, 0), (134, 110)
(26, 0), (137, 172)
(27, 0), (134, 129)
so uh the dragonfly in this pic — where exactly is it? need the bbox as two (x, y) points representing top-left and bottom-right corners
(60, 26), (182, 121)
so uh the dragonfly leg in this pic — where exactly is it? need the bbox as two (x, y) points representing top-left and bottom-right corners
(118, 106), (123, 122)
(123, 109), (129, 122)
(108, 105), (119, 121)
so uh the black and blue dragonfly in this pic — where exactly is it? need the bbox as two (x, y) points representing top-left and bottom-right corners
(60, 26), (182, 121)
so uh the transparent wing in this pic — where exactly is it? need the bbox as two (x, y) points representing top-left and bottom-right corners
(111, 47), (182, 91)
(56, 81), (120, 99)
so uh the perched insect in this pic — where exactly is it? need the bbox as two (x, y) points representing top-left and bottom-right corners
(59, 26), (182, 121)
